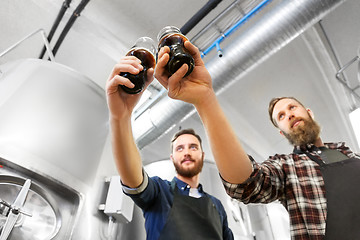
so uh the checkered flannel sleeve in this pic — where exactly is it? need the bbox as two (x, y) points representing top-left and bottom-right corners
(221, 156), (286, 204)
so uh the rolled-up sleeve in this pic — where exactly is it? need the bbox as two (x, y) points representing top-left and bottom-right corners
(122, 168), (149, 195)
(221, 156), (285, 204)
(121, 169), (163, 210)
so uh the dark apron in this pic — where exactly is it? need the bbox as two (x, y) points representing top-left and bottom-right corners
(158, 180), (223, 240)
(303, 152), (360, 239)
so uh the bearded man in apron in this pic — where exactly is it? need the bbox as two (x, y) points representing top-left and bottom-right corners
(122, 128), (234, 240)
(219, 97), (360, 240)
(107, 42), (234, 240)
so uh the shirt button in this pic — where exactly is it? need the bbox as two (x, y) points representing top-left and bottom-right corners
(181, 187), (184, 190)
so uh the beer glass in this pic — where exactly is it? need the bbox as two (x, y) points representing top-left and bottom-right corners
(157, 26), (194, 77)
(120, 37), (156, 94)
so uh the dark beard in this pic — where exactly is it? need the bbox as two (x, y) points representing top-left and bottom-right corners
(283, 117), (321, 146)
(174, 159), (204, 178)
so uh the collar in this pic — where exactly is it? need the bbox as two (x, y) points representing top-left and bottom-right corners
(173, 177), (204, 192)
(293, 142), (346, 154)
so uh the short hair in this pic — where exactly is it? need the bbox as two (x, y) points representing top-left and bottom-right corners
(268, 97), (305, 127)
(170, 128), (203, 152)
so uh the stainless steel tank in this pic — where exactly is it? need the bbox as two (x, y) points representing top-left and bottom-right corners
(0, 58), (109, 239)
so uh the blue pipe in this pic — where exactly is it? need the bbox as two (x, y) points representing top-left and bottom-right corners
(201, 0), (272, 58)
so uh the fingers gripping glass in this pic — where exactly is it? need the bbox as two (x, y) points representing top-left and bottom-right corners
(119, 37), (156, 94)
(157, 26), (194, 77)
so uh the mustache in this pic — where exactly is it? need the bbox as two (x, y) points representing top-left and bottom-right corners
(290, 117), (303, 128)
(181, 156), (195, 163)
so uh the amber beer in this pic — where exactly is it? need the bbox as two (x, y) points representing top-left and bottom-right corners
(157, 26), (194, 77)
(120, 37), (156, 94)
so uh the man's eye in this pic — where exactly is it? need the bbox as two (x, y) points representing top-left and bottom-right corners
(279, 114), (284, 120)
(176, 147), (183, 151)
(191, 146), (198, 150)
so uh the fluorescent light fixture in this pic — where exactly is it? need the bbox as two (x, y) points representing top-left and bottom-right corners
(349, 107), (360, 148)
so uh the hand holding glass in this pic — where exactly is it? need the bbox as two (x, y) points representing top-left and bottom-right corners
(157, 26), (194, 77)
(120, 37), (156, 94)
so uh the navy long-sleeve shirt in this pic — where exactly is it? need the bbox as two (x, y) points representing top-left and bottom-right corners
(123, 172), (234, 240)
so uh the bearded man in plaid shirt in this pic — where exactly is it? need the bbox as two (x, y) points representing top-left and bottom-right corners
(153, 39), (360, 239)
(220, 97), (360, 240)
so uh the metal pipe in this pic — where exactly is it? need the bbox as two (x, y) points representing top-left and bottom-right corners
(39, 0), (72, 59)
(180, 0), (223, 35)
(190, 0), (243, 43)
(52, 0), (91, 56)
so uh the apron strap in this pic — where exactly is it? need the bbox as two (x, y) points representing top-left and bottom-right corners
(293, 147), (324, 166)
(170, 178), (177, 192)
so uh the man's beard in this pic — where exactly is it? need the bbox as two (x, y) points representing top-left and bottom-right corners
(173, 158), (204, 178)
(283, 117), (321, 146)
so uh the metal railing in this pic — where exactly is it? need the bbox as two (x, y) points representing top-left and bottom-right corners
(0, 29), (55, 61)
(336, 55), (360, 101)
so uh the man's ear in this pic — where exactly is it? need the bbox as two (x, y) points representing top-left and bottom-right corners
(307, 108), (315, 119)
(170, 154), (174, 162)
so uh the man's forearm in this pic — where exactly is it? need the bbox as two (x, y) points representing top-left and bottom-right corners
(194, 91), (253, 184)
(110, 117), (144, 188)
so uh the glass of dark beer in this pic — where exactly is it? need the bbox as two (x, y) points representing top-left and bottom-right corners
(157, 26), (194, 77)
(120, 37), (156, 94)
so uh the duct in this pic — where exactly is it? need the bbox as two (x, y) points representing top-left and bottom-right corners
(134, 0), (346, 149)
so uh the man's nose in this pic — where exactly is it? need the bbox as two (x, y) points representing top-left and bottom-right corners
(287, 112), (295, 120)
(183, 148), (191, 155)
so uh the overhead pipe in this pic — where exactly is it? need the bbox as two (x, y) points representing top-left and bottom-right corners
(39, 0), (72, 59)
(190, 0), (243, 43)
(201, 0), (271, 57)
(180, 0), (223, 35)
(52, 0), (91, 56)
(134, 0), (347, 149)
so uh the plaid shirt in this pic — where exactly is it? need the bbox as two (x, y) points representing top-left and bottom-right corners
(222, 142), (360, 240)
